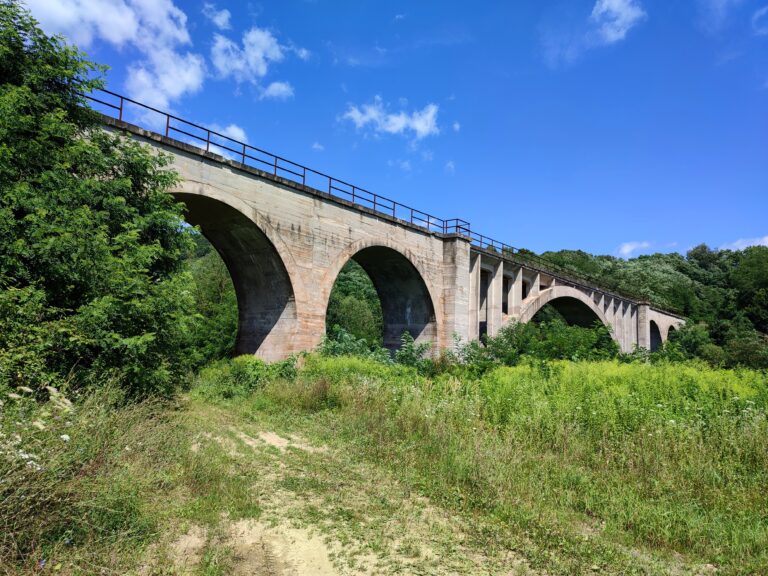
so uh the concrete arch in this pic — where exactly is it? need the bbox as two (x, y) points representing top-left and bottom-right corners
(323, 238), (439, 350)
(667, 325), (677, 340)
(650, 320), (662, 352)
(518, 286), (617, 341)
(173, 191), (300, 361)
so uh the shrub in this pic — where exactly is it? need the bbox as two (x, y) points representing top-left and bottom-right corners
(193, 355), (297, 400)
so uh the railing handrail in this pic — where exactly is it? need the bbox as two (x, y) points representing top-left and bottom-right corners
(83, 88), (669, 309)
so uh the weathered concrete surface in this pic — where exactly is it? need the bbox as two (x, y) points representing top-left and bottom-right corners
(105, 118), (685, 360)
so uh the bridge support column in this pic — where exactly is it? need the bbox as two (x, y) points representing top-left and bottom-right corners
(529, 271), (541, 299)
(510, 266), (523, 318)
(487, 260), (503, 337)
(468, 252), (481, 341)
(441, 238), (472, 349)
(637, 303), (650, 350)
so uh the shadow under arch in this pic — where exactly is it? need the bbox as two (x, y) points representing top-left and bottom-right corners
(174, 192), (297, 359)
(650, 320), (663, 351)
(667, 325), (677, 340)
(517, 286), (619, 343)
(330, 245), (437, 351)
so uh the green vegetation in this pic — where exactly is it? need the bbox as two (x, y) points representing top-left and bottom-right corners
(1, 3), (768, 574)
(542, 246), (768, 368)
(0, 1), (196, 397)
(3, 356), (765, 574)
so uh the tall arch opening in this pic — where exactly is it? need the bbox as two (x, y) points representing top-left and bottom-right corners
(174, 193), (296, 359)
(532, 297), (603, 327)
(667, 325), (677, 340)
(326, 246), (437, 351)
(650, 320), (662, 351)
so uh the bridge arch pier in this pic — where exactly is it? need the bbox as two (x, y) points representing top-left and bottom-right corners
(173, 192), (303, 361)
(322, 242), (439, 351)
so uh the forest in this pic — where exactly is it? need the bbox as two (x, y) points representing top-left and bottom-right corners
(1, 2), (767, 574)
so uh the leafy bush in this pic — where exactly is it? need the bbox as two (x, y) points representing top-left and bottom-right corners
(193, 355), (297, 400)
(0, 2), (196, 396)
(318, 327), (391, 363)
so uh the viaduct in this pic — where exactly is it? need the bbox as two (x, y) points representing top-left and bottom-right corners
(90, 90), (684, 361)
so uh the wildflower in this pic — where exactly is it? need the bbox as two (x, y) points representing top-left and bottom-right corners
(7, 393), (22, 400)
(31, 420), (46, 430)
(18, 386), (34, 394)
(60, 434), (70, 442)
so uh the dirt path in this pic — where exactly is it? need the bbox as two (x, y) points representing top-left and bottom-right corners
(156, 407), (534, 576)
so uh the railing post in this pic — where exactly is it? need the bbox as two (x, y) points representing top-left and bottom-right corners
(119, 96), (124, 121)
(372, 195), (377, 212)
(241, 143), (246, 164)
(165, 115), (170, 137)
(205, 130), (210, 152)
(273, 156), (278, 175)
(302, 167), (306, 186)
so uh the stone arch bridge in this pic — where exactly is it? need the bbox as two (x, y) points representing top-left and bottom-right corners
(91, 91), (684, 360)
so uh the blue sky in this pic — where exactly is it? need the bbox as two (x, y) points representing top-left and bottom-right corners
(25, 0), (768, 257)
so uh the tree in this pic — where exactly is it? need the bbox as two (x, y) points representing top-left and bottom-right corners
(0, 1), (194, 396)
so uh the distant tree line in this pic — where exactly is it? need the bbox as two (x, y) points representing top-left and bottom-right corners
(541, 247), (768, 368)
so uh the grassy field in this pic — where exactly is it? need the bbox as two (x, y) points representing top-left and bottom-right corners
(1, 357), (766, 574)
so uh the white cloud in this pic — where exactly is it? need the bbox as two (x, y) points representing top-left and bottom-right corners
(260, 81), (294, 100)
(293, 46), (311, 60)
(26, 0), (205, 110)
(616, 240), (651, 258)
(753, 6), (768, 35)
(211, 27), (284, 84)
(720, 235), (768, 250)
(444, 160), (456, 174)
(218, 123), (247, 143)
(542, 0), (646, 67)
(342, 97), (440, 140)
(394, 13), (406, 21)
(452, 121), (461, 132)
(202, 3), (231, 30)
(126, 50), (205, 110)
(388, 159), (412, 172)
(590, 0), (647, 44)
(311, 142), (324, 151)
(698, 0), (745, 33)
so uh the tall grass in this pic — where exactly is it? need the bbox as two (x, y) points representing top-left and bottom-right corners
(0, 385), (187, 573)
(226, 356), (768, 574)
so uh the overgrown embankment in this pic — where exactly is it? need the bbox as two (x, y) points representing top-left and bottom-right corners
(2, 356), (766, 575)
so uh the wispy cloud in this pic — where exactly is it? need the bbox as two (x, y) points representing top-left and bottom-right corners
(210, 26), (307, 100)
(341, 97), (440, 141)
(720, 235), (768, 250)
(202, 3), (231, 30)
(452, 121), (461, 132)
(444, 160), (456, 174)
(698, 0), (745, 33)
(211, 28), (284, 83)
(260, 81), (294, 100)
(542, 0), (647, 67)
(26, 0), (205, 110)
(753, 6), (768, 35)
(311, 142), (324, 151)
(388, 159), (412, 172)
(590, 0), (647, 44)
(616, 240), (651, 258)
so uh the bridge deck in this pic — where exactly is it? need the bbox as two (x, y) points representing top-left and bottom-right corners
(89, 89), (683, 320)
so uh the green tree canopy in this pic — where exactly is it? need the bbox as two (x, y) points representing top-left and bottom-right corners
(0, 1), (194, 396)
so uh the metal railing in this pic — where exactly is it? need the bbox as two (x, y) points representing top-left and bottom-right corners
(84, 88), (651, 305)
